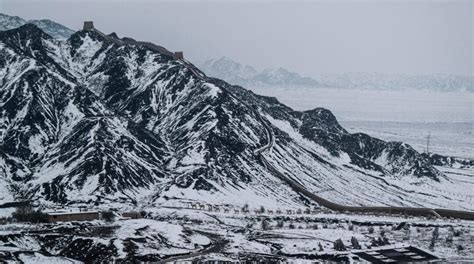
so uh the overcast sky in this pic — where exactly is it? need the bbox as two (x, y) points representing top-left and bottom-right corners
(1, 0), (472, 77)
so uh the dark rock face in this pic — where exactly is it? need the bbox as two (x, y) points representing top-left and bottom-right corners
(0, 24), (452, 205)
(424, 153), (474, 168)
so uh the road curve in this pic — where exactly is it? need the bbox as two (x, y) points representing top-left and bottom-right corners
(253, 108), (474, 221)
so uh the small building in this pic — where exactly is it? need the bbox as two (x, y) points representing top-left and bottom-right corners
(355, 246), (438, 263)
(173, 51), (184, 60)
(122, 212), (142, 219)
(83, 21), (94, 31)
(46, 211), (100, 223)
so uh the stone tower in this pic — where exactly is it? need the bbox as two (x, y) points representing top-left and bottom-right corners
(173, 51), (184, 60)
(83, 21), (94, 31)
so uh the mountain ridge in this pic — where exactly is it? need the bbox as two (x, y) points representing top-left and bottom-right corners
(0, 13), (74, 39)
(0, 23), (472, 212)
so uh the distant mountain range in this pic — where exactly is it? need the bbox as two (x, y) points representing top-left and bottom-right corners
(0, 13), (470, 92)
(0, 13), (74, 39)
(199, 57), (320, 88)
(199, 57), (473, 92)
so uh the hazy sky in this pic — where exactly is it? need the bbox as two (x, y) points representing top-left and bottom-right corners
(1, 0), (472, 77)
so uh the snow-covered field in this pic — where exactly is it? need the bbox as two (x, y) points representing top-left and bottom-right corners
(250, 87), (473, 159)
(250, 87), (473, 123)
(0, 207), (472, 262)
(342, 121), (473, 159)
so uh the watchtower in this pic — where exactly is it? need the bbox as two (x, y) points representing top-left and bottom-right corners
(173, 51), (184, 60)
(83, 21), (94, 31)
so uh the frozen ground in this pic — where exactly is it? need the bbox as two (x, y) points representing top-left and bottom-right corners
(250, 87), (473, 159)
(0, 207), (472, 263)
(250, 87), (473, 123)
(342, 121), (473, 159)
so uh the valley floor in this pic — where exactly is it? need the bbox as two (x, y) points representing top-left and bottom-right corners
(0, 206), (472, 263)
(342, 121), (473, 160)
(250, 86), (473, 159)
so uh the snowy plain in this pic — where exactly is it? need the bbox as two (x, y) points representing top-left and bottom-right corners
(1, 207), (472, 262)
(250, 87), (473, 159)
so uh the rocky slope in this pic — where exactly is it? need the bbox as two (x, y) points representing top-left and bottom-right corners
(0, 24), (470, 210)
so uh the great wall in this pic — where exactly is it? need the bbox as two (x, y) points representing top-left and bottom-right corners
(79, 21), (474, 221)
(82, 21), (183, 60)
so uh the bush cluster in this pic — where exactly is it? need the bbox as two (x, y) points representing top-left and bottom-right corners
(12, 205), (48, 223)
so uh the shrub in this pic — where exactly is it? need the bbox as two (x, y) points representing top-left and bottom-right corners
(429, 227), (439, 249)
(102, 211), (115, 223)
(261, 218), (271, 230)
(12, 205), (48, 223)
(333, 238), (346, 251)
(289, 223), (295, 229)
(140, 211), (147, 218)
(368, 226), (374, 234)
(276, 220), (284, 228)
(318, 242), (324, 251)
(371, 237), (390, 247)
(453, 229), (462, 237)
(351, 236), (361, 249)
(445, 234), (453, 244)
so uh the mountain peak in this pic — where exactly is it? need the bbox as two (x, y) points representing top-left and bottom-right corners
(0, 17), (466, 212)
(199, 57), (319, 87)
(0, 23), (51, 47)
(0, 13), (74, 39)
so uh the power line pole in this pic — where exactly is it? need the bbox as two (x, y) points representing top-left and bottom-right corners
(426, 131), (431, 154)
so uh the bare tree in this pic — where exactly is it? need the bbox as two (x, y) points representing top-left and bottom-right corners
(318, 242), (324, 251)
(12, 205), (48, 223)
(276, 220), (284, 228)
(333, 238), (346, 251)
(261, 218), (271, 230)
(368, 226), (374, 234)
(429, 227), (439, 250)
(351, 236), (361, 249)
(102, 211), (115, 223)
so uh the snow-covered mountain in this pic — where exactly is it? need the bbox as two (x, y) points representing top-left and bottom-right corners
(200, 57), (473, 91)
(0, 13), (74, 39)
(199, 57), (320, 87)
(0, 24), (472, 211)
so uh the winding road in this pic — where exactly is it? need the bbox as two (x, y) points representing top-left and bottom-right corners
(181, 59), (474, 221)
(252, 107), (474, 221)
